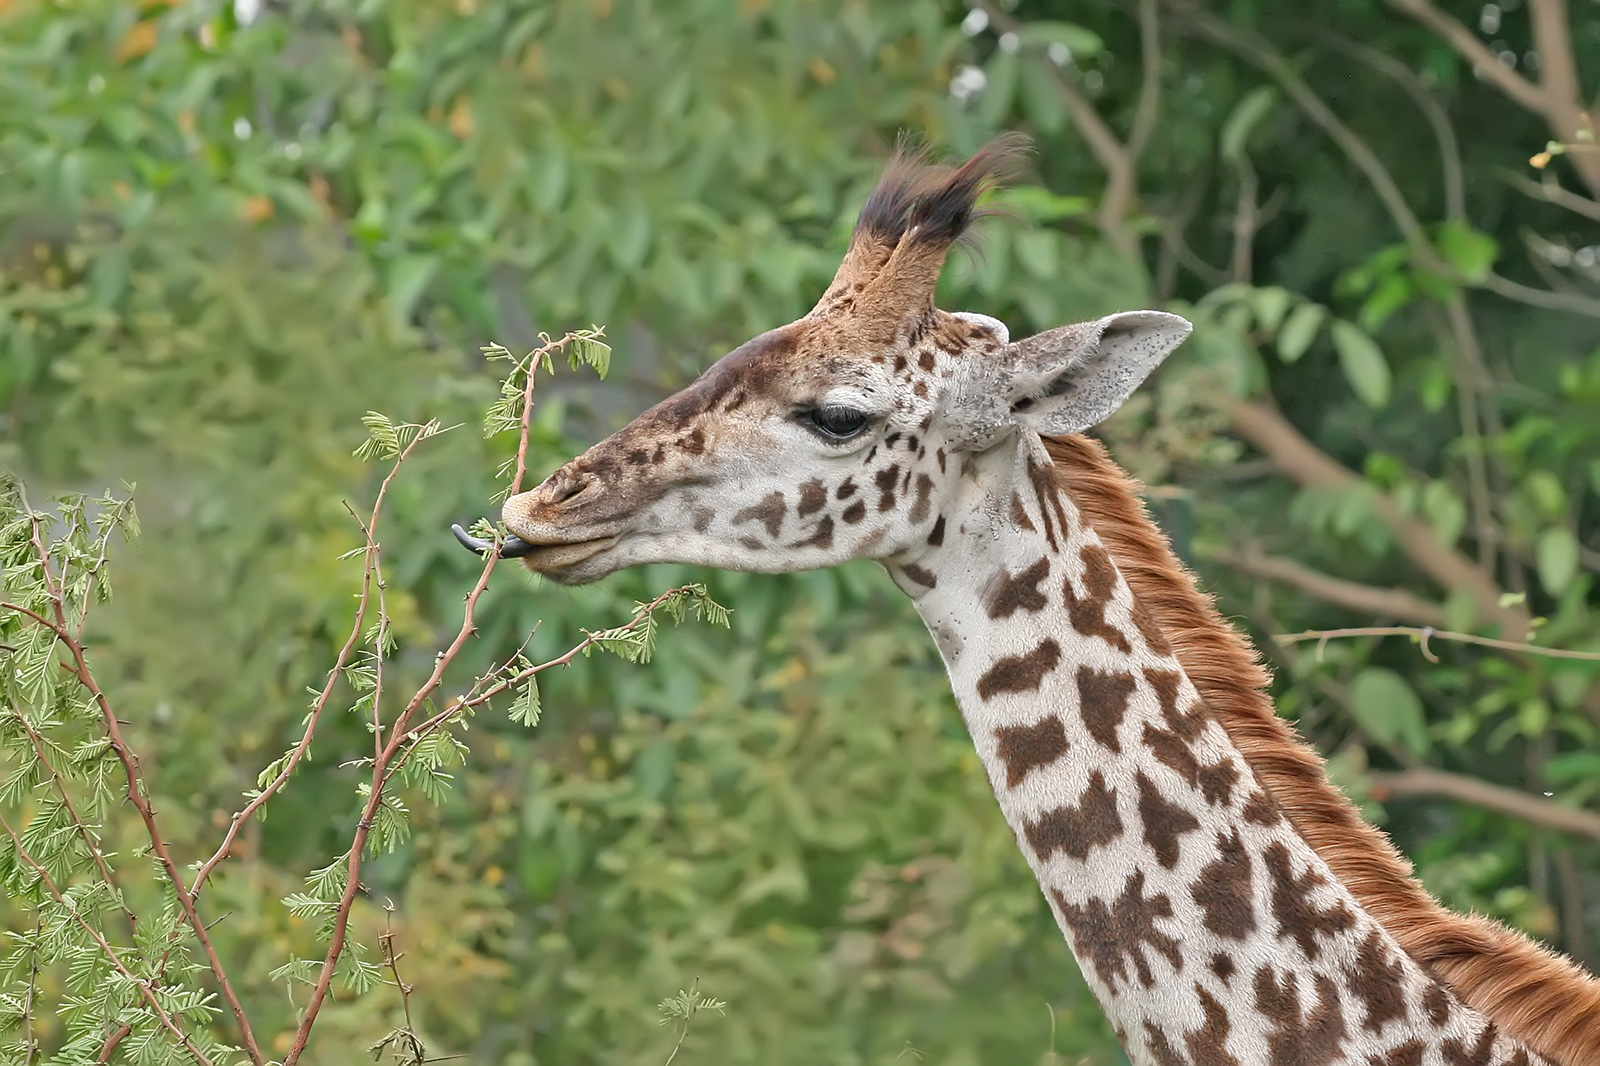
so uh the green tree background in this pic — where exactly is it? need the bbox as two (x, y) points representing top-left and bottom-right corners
(3, 0), (1599, 1062)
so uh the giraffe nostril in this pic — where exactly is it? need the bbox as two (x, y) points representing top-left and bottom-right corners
(552, 473), (593, 505)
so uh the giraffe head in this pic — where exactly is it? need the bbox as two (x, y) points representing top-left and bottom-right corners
(454, 137), (1192, 584)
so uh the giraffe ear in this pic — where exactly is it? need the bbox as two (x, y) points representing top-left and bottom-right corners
(1002, 310), (1192, 436)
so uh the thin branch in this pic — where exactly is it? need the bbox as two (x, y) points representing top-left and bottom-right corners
(1387, 0), (1600, 194)
(1369, 766), (1600, 842)
(1506, 171), (1600, 220)
(973, 0), (1141, 256)
(1272, 624), (1600, 663)
(1482, 270), (1600, 318)
(12, 713), (140, 937)
(1385, 0), (1547, 113)
(1206, 546), (1448, 628)
(5, 536), (266, 1063)
(0, 814), (217, 1066)
(1225, 399), (1528, 636)
(282, 332), (577, 1066)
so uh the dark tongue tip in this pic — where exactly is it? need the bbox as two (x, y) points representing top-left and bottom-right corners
(450, 523), (536, 559)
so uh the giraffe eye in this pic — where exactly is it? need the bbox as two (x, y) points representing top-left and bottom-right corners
(806, 404), (871, 441)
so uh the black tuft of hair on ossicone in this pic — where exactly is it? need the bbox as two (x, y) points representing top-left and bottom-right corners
(852, 132), (1031, 252)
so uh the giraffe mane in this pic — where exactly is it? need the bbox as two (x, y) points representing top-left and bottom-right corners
(1043, 432), (1600, 1066)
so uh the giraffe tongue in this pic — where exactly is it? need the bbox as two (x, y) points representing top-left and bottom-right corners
(450, 523), (538, 559)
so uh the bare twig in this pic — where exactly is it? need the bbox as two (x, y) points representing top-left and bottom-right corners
(972, 0), (1151, 256)
(1225, 399), (1528, 637)
(1272, 624), (1600, 663)
(1387, 0), (1600, 195)
(1369, 766), (1600, 841)
(1207, 546), (1448, 628)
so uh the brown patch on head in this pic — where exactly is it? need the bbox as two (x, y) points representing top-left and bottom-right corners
(976, 638), (1062, 701)
(1043, 433), (1600, 1064)
(993, 715), (1069, 789)
(874, 464), (900, 511)
(1077, 665), (1137, 754)
(1052, 870), (1182, 991)
(797, 516), (834, 549)
(1063, 542), (1133, 653)
(900, 562), (937, 588)
(1263, 841), (1355, 960)
(1193, 830), (1256, 941)
(732, 491), (787, 539)
(1253, 968), (1347, 1065)
(1009, 492), (1037, 532)
(797, 479), (828, 518)
(1023, 770), (1122, 861)
(1135, 770), (1201, 869)
(841, 499), (867, 524)
(984, 557), (1051, 619)
(926, 515), (946, 546)
(910, 472), (934, 524)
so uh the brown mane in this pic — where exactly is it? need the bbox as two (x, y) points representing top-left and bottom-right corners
(1043, 433), (1600, 1065)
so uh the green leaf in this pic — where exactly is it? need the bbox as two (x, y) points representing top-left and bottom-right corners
(1220, 86), (1277, 163)
(1535, 526), (1580, 595)
(1435, 220), (1499, 283)
(1276, 302), (1324, 363)
(385, 254), (438, 330)
(1330, 319), (1391, 408)
(1015, 21), (1102, 59)
(1349, 667), (1429, 756)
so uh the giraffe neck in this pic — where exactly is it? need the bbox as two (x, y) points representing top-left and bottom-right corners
(885, 435), (1553, 1066)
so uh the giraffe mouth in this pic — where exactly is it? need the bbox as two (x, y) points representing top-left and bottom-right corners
(449, 524), (620, 571)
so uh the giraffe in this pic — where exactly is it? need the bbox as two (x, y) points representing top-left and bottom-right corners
(451, 137), (1600, 1065)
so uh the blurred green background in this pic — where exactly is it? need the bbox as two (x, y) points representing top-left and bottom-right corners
(3, 0), (1600, 1062)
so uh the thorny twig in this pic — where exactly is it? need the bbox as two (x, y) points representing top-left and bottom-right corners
(281, 330), (589, 1065)
(2, 514), (267, 1063)
(0, 814), (218, 1066)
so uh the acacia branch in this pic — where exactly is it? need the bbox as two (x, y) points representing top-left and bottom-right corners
(4, 524), (267, 1065)
(0, 815), (217, 1066)
(281, 335), (573, 1066)
(1370, 766), (1600, 841)
(1207, 546), (1448, 628)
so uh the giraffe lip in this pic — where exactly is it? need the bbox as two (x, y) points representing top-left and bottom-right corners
(449, 524), (620, 568)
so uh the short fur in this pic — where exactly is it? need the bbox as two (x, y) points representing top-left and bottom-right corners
(1044, 432), (1600, 1065)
